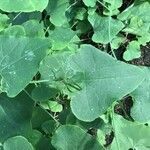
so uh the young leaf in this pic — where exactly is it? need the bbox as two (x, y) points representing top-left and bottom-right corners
(0, 0), (49, 12)
(0, 36), (49, 97)
(123, 41), (141, 61)
(40, 45), (145, 121)
(51, 125), (104, 150)
(3, 136), (34, 150)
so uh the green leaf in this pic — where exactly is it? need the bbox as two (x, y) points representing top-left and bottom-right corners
(49, 27), (79, 51)
(40, 101), (63, 113)
(103, 0), (123, 16)
(0, 36), (49, 97)
(22, 20), (45, 38)
(31, 84), (58, 102)
(46, 0), (69, 26)
(0, 92), (33, 142)
(51, 125), (104, 150)
(3, 136), (34, 150)
(83, 0), (97, 7)
(110, 114), (150, 150)
(123, 41), (141, 61)
(111, 35), (125, 49)
(0, 0), (49, 12)
(40, 45), (145, 121)
(131, 68), (150, 122)
(88, 13), (124, 44)
(2, 25), (26, 37)
(0, 14), (9, 32)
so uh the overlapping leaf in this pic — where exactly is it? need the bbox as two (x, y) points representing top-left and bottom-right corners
(3, 136), (34, 150)
(40, 45), (145, 121)
(0, 0), (49, 12)
(88, 13), (124, 44)
(0, 36), (49, 97)
(51, 125), (104, 150)
(0, 93), (33, 142)
(46, 0), (70, 26)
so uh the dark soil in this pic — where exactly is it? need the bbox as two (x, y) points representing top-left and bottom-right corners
(129, 43), (150, 66)
(104, 131), (114, 147)
(114, 96), (134, 121)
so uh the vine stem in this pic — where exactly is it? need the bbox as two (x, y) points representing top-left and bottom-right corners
(29, 79), (50, 84)
(97, 0), (117, 59)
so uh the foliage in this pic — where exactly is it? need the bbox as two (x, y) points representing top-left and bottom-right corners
(0, 0), (150, 149)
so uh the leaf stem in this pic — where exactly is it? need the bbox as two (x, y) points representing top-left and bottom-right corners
(29, 79), (50, 84)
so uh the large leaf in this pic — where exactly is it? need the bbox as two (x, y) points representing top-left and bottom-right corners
(131, 68), (150, 123)
(51, 125), (104, 150)
(40, 45), (145, 121)
(0, 0), (49, 12)
(3, 136), (34, 150)
(0, 36), (49, 97)
(88, 13), (124, 44)
(110, 114), (150, 150)
(0, 92), (33, 142)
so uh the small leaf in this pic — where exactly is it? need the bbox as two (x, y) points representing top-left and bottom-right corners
(123, 41), (141, 61)
(40, 101), (63, 113)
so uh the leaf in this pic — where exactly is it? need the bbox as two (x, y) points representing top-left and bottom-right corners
(111, 35), (125, 49)
(103, 0), (123, 16)
(49, 27), (79, 51)
(0, 36), (49, 97)
(2, 25), (26, 37)
(51, 125), (104, 150)
(0, 14), (9, 32)
(22, 20), (45, 38)
(31, 84), (58, 102)
(110, 114), (150, 150)
(131, 68), (150, 122)
(0, 0), (49, 12)
(46, 0), (69, 26)
(0, 92), (33, 142)
(123, 41), (141, 61)
(3, 136), (34, 150)
(40, 101), (63, 113)
(40, 45), (145, 121)
(83, 0), (97, 7)
(88, 13), (124, 44)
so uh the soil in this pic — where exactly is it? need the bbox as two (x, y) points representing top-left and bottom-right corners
(128, 43), (150, 66)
